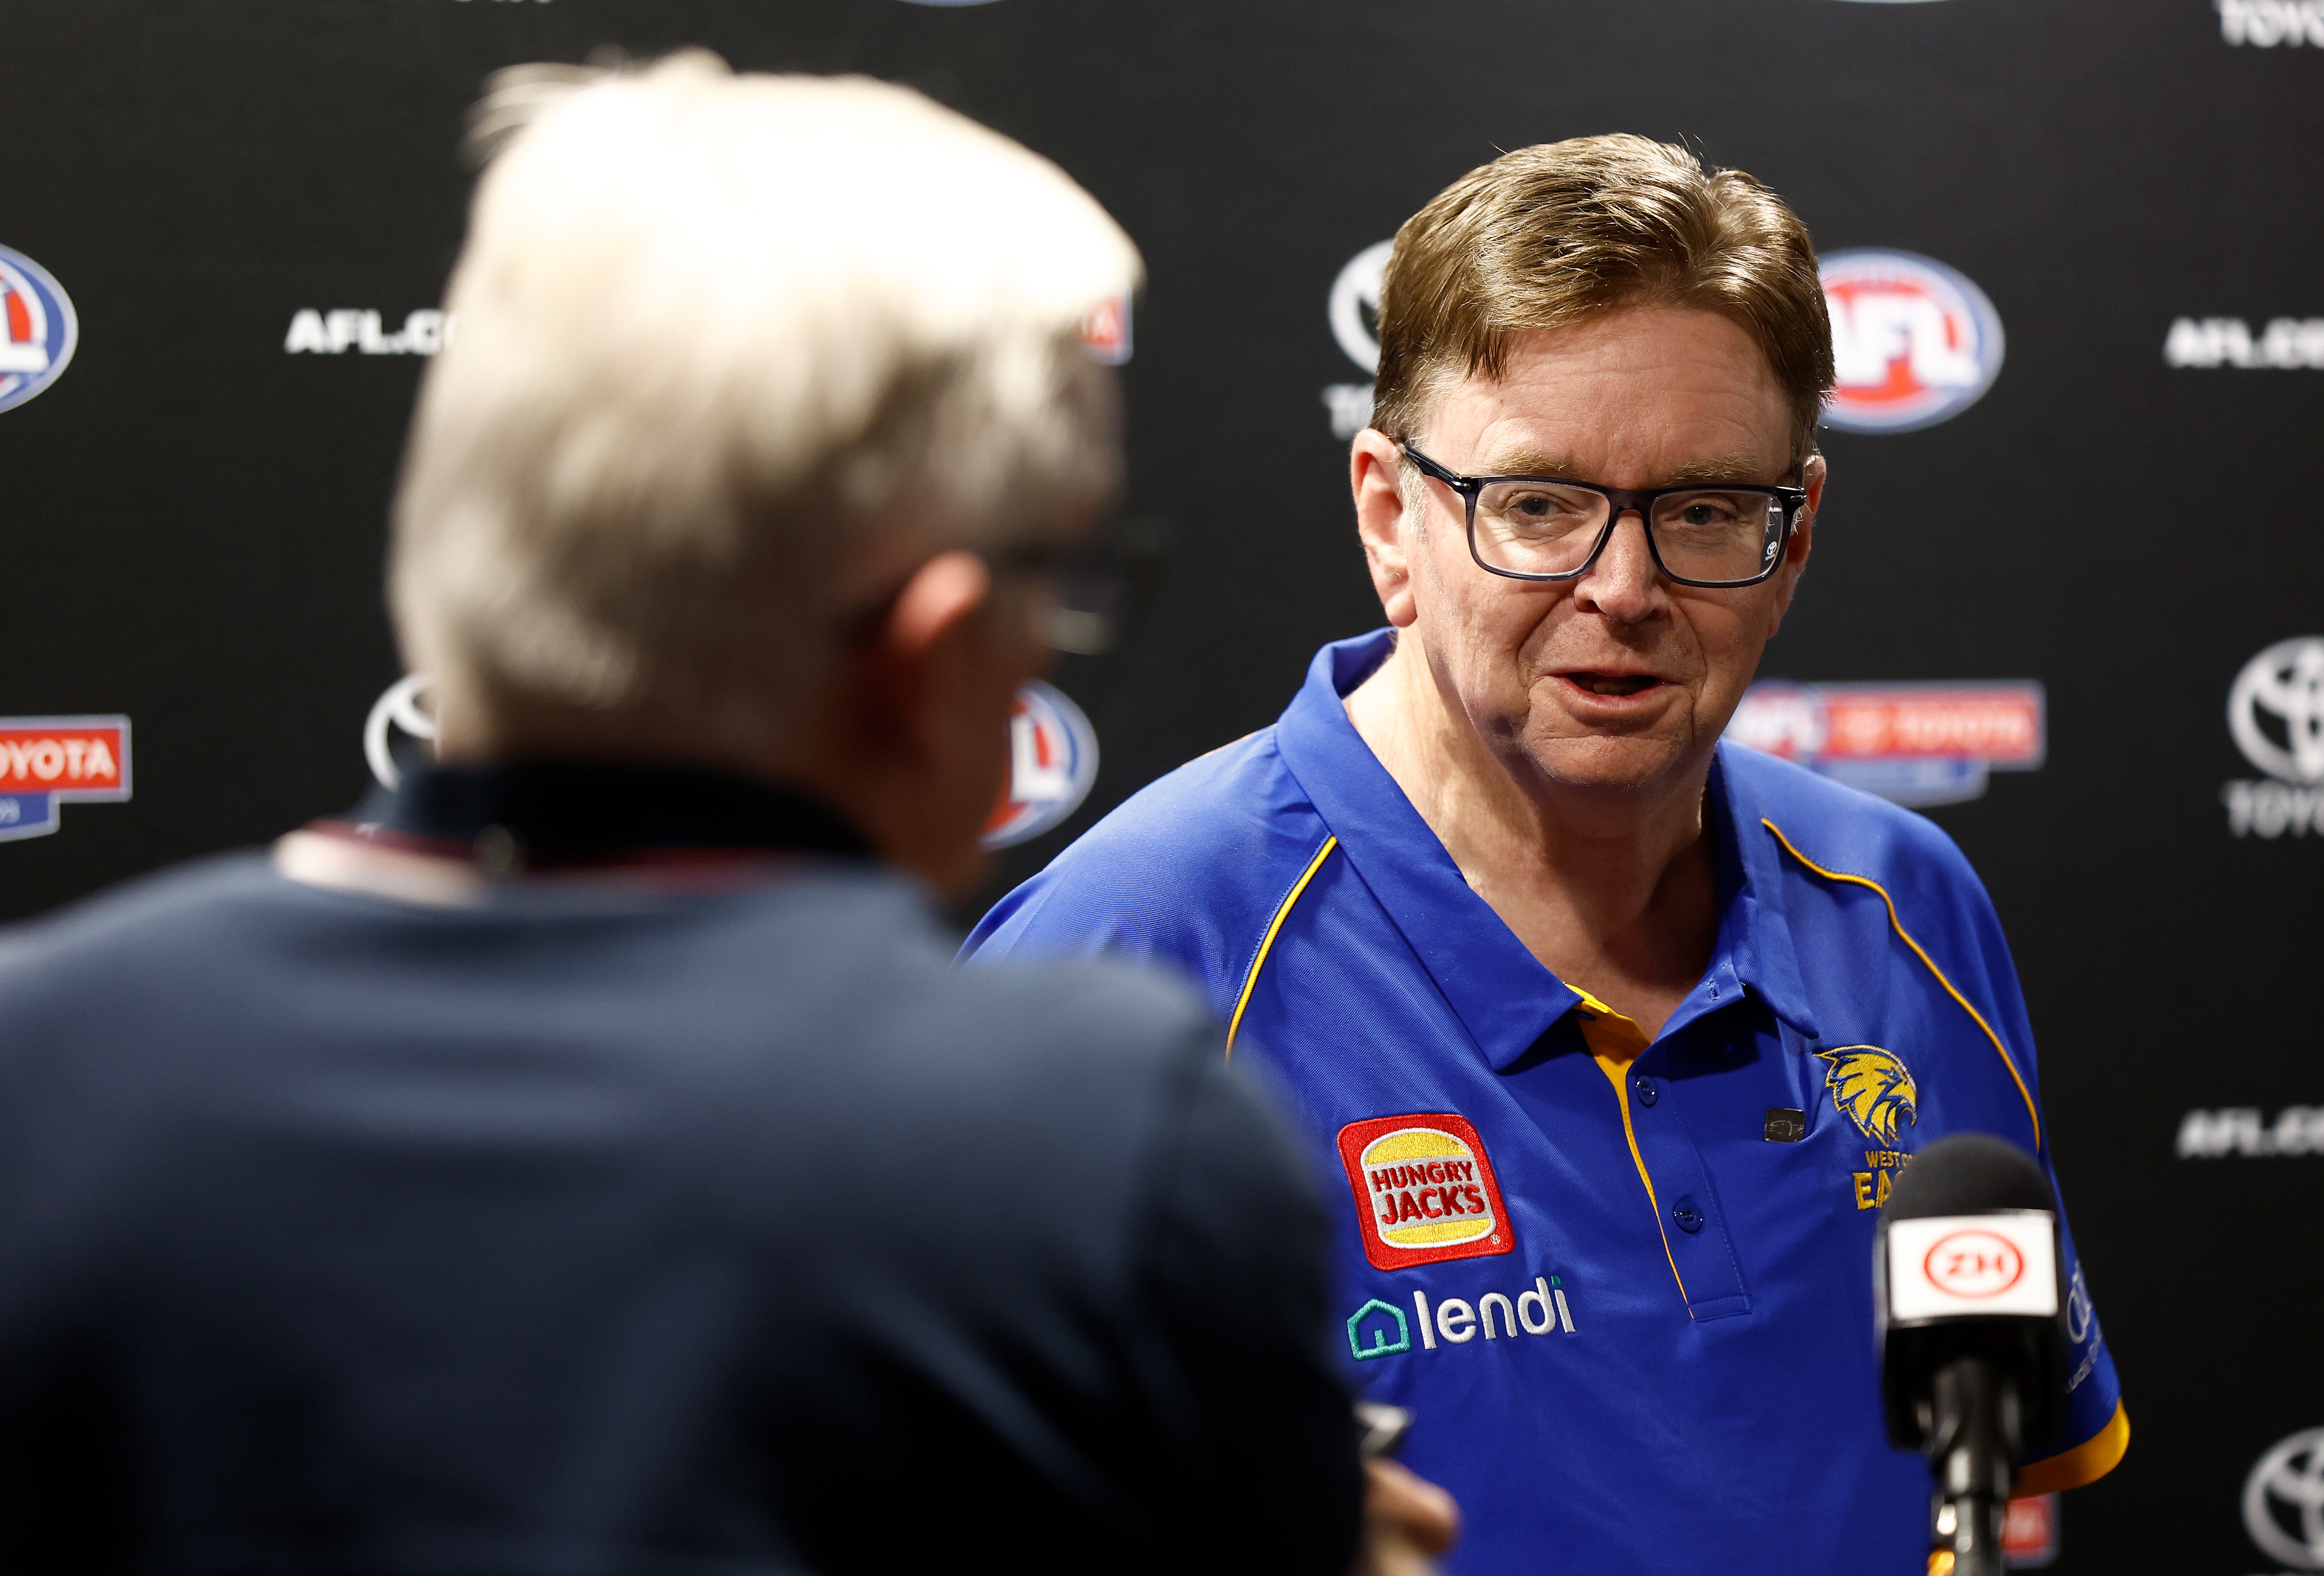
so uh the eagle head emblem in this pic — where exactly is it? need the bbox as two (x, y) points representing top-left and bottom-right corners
(1817, 1046), (1918, 1147)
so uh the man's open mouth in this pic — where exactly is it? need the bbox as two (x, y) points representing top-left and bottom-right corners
(1564, 672), (1660, 698)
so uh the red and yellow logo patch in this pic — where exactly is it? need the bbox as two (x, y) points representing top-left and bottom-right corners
(1336, 1113), (1515, 1271)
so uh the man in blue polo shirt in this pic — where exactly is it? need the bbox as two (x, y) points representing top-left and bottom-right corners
(966, 136), (2125, 1573)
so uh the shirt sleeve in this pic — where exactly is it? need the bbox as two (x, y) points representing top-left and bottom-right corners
(1130, 1038), (1364, 1576)
(2015, 1209), (2128, 1495)
(1938, 845), (2128, 1495)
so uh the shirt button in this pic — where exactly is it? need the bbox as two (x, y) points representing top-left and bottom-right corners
(1672, 1195), (1705, 1234)
(1633, 1075), (1659, 1107)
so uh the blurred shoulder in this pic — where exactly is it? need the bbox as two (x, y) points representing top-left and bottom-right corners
(936, 938), (1221, 1066)
(0, 852), (289, 995)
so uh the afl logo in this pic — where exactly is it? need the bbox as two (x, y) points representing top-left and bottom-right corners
(982, 680), (1099, 850)
(1336, 1112), (1516, 1271)
(0, 247), (78, 415)
(1820, 249), (2003, 434)
(1080, 295), (1132, 366)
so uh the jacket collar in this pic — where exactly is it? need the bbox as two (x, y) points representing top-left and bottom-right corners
(336, 760), (873, 870)
(1272, 630), (1817, 1070)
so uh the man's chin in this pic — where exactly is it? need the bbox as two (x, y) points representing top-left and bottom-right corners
(1515, 727), (1703, 799)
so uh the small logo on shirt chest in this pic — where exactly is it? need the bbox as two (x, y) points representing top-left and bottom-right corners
(1819, 1046), (1920, 1208)
(1336, 1113), (1516, 1270)
(1346, 1278), (1578, 1361)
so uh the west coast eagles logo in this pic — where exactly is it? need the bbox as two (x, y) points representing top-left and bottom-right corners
(1819, 1046), (1919, 1209)
(1820, 1046), (1918, 1145)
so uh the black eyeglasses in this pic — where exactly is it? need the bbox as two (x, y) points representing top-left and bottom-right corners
(842, 519), (1172, 656)
(1403, 445), (1808, 589)
(1003, 516), (1172, 656)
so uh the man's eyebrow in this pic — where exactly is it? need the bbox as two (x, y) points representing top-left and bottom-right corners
(1476, 447), (1787, 485)
(1660, 451), (1790, 485)
(1476, 446), (1586, 478)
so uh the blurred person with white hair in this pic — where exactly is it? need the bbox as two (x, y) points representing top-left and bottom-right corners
(0, 54), (1452, 1576)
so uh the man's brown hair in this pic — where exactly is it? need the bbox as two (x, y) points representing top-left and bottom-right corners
(1371, 134), (1834, 459)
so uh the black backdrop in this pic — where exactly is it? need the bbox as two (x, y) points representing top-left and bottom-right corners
(7, 4), (2321, 1570)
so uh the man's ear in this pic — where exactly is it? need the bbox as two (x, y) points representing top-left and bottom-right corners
(839, 550), (993, 754)
(1767, 451), (1824, 636)
(816, 547), (1007, 893)
(1351, 428), (1419, 628)
(887, 550), (992, 663)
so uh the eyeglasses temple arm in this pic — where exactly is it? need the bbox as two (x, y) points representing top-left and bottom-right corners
(1400, 444), (1467, 493)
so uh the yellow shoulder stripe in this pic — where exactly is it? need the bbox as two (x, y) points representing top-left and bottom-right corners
(2016, 1401), (2129, 1496)
(1224, 836), (1338, 1058)
(1762, 818), (2042, 1153)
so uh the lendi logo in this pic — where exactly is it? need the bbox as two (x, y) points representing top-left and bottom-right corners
(1345, 1276), (1579, 1363)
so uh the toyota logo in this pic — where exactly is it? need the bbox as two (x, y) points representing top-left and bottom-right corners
(2229, 637), (2324, 784)
(365, 674), (438, 790)
(1328, 240), (1394, 375)
(2246, 1428), (2324, 1569)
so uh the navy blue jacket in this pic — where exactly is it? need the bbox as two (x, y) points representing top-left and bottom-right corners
(0, 764), (1360, 1576)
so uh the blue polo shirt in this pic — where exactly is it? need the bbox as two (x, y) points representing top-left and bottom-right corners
(965, 630), (2125, 1576)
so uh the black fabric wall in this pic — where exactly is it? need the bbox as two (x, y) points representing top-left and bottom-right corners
(7, 4), (2320, 1569)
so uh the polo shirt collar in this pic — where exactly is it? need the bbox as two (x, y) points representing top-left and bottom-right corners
(1712, 746), (1820, 1042)
(1273, 630), (1817, 1070)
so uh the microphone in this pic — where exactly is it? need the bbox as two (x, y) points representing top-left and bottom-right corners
(1876, 1133), (2068, 1576)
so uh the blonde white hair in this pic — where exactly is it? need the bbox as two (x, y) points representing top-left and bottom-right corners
(389, 52), (1141, 752)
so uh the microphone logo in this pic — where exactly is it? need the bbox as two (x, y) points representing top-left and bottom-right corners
(1921, 1229), (2026, 1300)
(2244, 1428), (2324, 1570)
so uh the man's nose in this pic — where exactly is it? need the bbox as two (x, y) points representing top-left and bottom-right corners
(1572, 511), (1661, 621)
